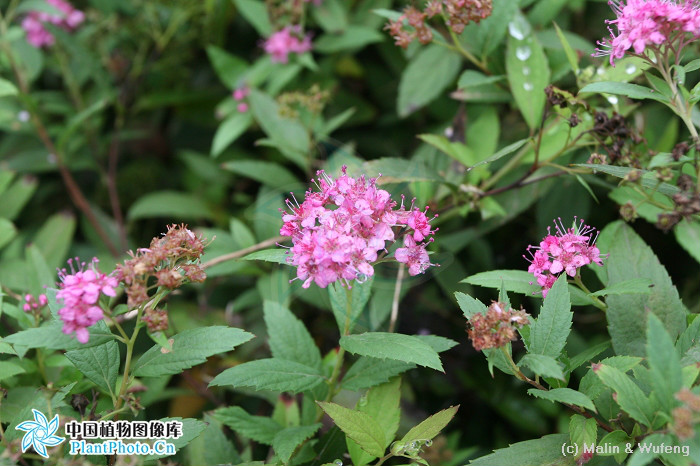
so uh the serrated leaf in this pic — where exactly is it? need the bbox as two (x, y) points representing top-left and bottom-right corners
(0, 360), (26, 381)
(468, 139), (529, 171)
(273, 424), (321, 464)
(241, 248), (290, 264)
(519, 354), (565, 380)
(132, 326), (254, 377)
(329, 279), (372, 334)
(675, 220), (700, 265)
(579, 356), (642, 400)
(528, 276), (572, 358)
(569, 414), (597, 459)
(528, 388), (596, 412)
(462, 269), (540, 295)
(264, 301), (322, 370)
(677, 316), (700, 355)
(456, 292), (487, 319)
(187, 414), (241, 466)
(576, 164), (679, 196)
(65, 340), (120, 397)
(144, 418), (206, 460)
(340, 333), (443, 371)
(317, 402), (386, 458)
(646, 313), (682, 414)
(589, 278), (653, 297)
(362, 158), (443, 184)
(209, 358), (324, 393)
(222, 159), (299, 189)
(506, 14), (550, 129)
(468, 433), (571, 466)
(400, 405), (459, 444)
(127, 191), (214, 220)
(568, 340), (611, 371)
(341, 357), (415, 391)
(598, 430), (632, 461)
(4, 320), (115, 350)
(215, 407), (282, 445)
(397, 44), (461, 117)
(594, 364), (654, 427)
(579, 81), (669, 103)
(602, 221), (686, 356)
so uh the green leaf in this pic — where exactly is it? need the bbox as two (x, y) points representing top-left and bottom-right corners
(569, 414), (597, 459)
(65, 340), (120, 397)
(209, 358), (325, 393)
(0, 218), (17, 250)
(312, 0), (348, 32)
(233, 0), (272, 36)
(211, 112), (254, 157)
(264, 301), (322, 370)
(341, 357), (415, 391)
(458, 70), (506, 89)
(249, 90), (309, 169)
(568, 340), (611, 371)
(576, 164), (680, 196)
(528, 276), (572, 358)
(314, 26), (383, 53)
(506, 14), (550, 129)
(215, 406), (282, 445)
(676, 220), (700, 264)
(26, 244), (54, 297)
(400, 405), (459, 444)
(589, 278), (653, 297)
(32, 212), (76, 270)
(329, 279), (372, 334)
(207, 45), (248, 87)
(416, 335), (459, 353)
(579, 81), (670, 103)
(127, 191), (214, 221)
(0, 77), (19, 98)
(4, 321), (116, 350)
(677, 316), (700, 355)
(144, 418), (207, 460)
(419, 134), (475, 166)
(318, 402), (386, 458)
(241, 248), (290, 264)
(132, 326), (254, 377)
(527, 388), (596, 412)
(0, 175), (38, 221)
(598, 430), (632, 462)
(0, 360), (26, 381)
(468, 433), (571, 466)
(594, 364), (654, 427)
(340, 333), (443, 372)
(273, 424), (322, 464)
(222, 159), (299, 189)
(579, 356), (642, 400)
(397, 44), (461, 117)
(646, 313), (682, 414)
(187, 414), (241, 466)
(456, 292), (487, 319)
(468, 139), (529, 171)
(57, 98), (111, 150)
(519, 354), (565, 380)
(362, 158), (443, 184)
(553, 22), (579, 74)
(462, 269), (540, 295)
(602, 221), (686, 356)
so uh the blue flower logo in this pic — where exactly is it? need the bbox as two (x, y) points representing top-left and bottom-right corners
(15, 409), (65, 458)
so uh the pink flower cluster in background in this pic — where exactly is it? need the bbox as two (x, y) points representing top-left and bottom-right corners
(57, 258), (118, 343)
(264, 26), (312, 64)
(594, 0), (700, 65)
(280, 167), (436, 288)
(23, 293), (48, 312)
(525, 219), (604, 297)
(21, 0), (85, 48)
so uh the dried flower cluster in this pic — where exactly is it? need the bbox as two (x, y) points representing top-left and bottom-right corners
(57, 259), (118, 343)
(656, 170), (700, 230)
(264, 26), (312, 63)
(467, 301), (529, 351)
(278, 84), (330, 118)
(116, 224), (207, 310)
(280, 167), (437, 289)
(22, 0), (84, 48)
(672, 388), (700, 440)
(384, 0), (492, 48)
(594, 0), (700, 66)
(525, 218), (604, 297)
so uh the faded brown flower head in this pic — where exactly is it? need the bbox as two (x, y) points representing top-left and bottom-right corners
(116, 224), (207, 310)
(672, 388), (700, 440)
(143, 307), (169, 333)
(467, 301), (529, 351)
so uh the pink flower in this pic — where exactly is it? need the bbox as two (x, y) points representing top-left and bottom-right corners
(594, 0), (700, 65)
(524, 218), (604, 297)
(264, 26), (313, 64)
(280, 167), (437, 288)
(56, 258), (118, 343)
(21, 0), (85, 48)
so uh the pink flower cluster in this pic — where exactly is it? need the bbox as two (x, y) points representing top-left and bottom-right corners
(280, 167), (436, 288)
(594, 0), (700, 65)
(21, 0), (85, 48)
(57, 258), (118, 343)
(23, 293), (48, 312)
(525, 219), (604, 297)
(232, 86), (249, 113)
(264, 26), (312, 64)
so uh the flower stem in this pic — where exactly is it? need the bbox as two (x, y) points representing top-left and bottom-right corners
(388, 263), (405, 333)
(572, 274), (607, 311)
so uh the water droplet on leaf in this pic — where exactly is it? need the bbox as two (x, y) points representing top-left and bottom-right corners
(523, 82), (534, 91)
(625, 64), (636, 74)
(515, 46), (531, 61)
(607, 95), (618, 105)
(522, 66), (530, 76)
